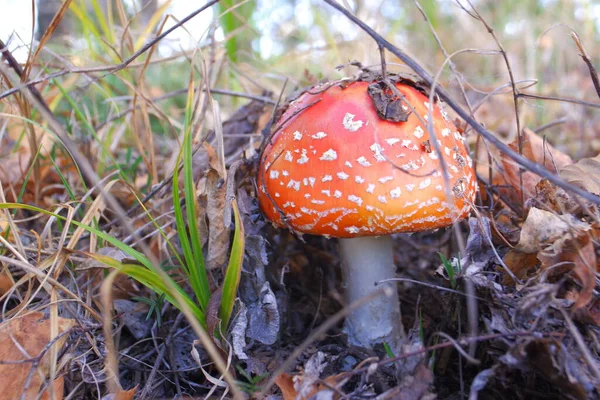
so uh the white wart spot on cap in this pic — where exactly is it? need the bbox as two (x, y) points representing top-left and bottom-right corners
(334, 190), (342, 198)
(312, 131), (327, 139)
(337, 172), (349, 180)
(355, 176), (365, 183)
(405, 184), (415, 192)
(308, 177), (316, 187)
(345, 226), (360, 234)
(342, 113), (364, 132)
(322, 175), (333, 182)
(321, 190), (331, 196)
(419, 178), (432, 189)
(345, 161), (353, 168)
(269, 170), (279, 179)
(282, 170), (289, 176)
(293, 131), (303, 140)
(390, 187), (402, 198)
(284, 151), (293, 162)
(378, 176), (393, 184)
(297, 150), (309, 164)
(366, 184), (375, 193)
(348, 195), (363, 206)
(441, 128), (451, 137)
(320, 149), (338, 161)
(356, 156), (371, 167)
(413, 126), (424, 139)
(287, 180), (301, 191)
(378, 195), (387, 204)
(385, 138), (401, 146)
(370, 143), (386, 162)
(400, 160), (419, 171)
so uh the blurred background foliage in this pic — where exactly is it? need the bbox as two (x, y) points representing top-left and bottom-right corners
(3, 0), (600, 181)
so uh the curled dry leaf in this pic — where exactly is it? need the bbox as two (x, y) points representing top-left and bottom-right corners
(0, 312), (75, 400)
(203, 143), (231, 271)
(503, 208), (597, 308)
(274, 352), (348, 400)
(538, 235), (597, 309)
(500, 128), (573, 202)
(0, 270), (14, 296)
(514, 208), (589, 255)
(559, 154), (600, 195)
(499, 338), (592, 399)
(100, 386), (137, 400)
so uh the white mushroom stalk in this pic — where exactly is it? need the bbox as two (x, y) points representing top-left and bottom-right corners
(339, 236), (403, 350)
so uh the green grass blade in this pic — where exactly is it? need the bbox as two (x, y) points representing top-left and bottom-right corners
(182, 82), (210, 310)
(217, 0), (257, 63)
(172, 150), (201, 297)
(218, 200), (245, 332)
(88, 253), (205, 326)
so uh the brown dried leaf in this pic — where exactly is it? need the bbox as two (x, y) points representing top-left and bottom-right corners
(527, 179), (580, 215)
(113, 386), (137, 400)
(538, 235), (597, 309)
(559, 154), (600, 195)
(500, 338), (591, 399)
(101, 386), (137, 400)
(274, 373), (297, 400)
(514, 208), (589, 254)
(0, 270), (14, 296)
(503, 250), (539, 282)
(505, 208), (597, 308)
(0, 312), (75, 400)
(204, 144), (230, 271)
(501, 128), (573, 201)
(274, 371), (348, 400)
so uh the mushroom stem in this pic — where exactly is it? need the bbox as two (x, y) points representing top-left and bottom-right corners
(339, 236), (404, 350)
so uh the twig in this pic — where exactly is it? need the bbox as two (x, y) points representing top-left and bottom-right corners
(571, 31), (600, 100)
(321, 0), (600, 205)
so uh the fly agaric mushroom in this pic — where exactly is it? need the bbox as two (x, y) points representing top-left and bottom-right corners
(257, 73), (477, 350)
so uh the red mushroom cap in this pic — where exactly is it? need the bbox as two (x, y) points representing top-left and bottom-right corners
(257, 79), (477, 238)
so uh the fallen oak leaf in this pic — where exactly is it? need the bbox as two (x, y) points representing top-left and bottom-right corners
(503, 208), (597, 308)
(100, 386), (137, 400)
(274, 373), (297, 400)
(538, 234), (597, 309)
(203, 143), (231, 271)
(559, 153), (600, 195)
(500, 127), (573, 202)
(0, 270), (14, 297)
(0, 312), (75, 400)
(274, 371), (349, 400)
(513, 208), (589, 254)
